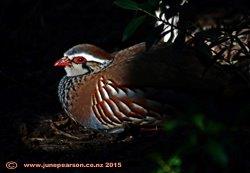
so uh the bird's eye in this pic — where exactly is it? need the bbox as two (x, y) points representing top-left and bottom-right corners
(72, 56), (86, 64)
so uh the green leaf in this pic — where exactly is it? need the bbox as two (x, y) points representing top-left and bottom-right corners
(206, 140), (228, 166)
(164, 120), (178, 132)
(114, 0), (139, 10)
(192, 114), (205, 131)
(138, 2), (153, 13)
(188, 134), (197, 146)
(122, 16), (146, 41)
(206, 121), (224, 134)
(152, 154), (181, 173)
(168, 155), (182, 167)
(147, 0), (160, 7)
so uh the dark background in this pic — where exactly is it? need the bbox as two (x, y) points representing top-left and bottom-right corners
(0, 0), (249, 172)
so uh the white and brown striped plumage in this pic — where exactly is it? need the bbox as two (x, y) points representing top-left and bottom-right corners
(55, 43), (181, 132)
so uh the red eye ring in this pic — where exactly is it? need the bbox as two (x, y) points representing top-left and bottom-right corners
(72, 56), (86, 64)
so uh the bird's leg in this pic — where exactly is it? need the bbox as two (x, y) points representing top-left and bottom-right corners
(53, 115), (70, 127)
(49, 120), (81, 140)
(48, 114), (91, 140)
(50, 122), (81, 140)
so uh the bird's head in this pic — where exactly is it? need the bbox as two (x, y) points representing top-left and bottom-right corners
(54, 44), (113, 76)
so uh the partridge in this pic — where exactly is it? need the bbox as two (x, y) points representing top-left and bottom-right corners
(54, 43), (193, 132)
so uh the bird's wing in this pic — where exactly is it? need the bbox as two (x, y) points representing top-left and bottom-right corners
(111, 42), (146, 65)
(91, 76), (172, 128)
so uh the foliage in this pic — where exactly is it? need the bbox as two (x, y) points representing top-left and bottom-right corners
(114, 0), (249, 78)
(114, 0), (250, 173)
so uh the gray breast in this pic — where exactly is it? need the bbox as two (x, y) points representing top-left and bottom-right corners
(58, 75), (83, 116)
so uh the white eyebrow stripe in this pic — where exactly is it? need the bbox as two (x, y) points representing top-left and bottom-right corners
(66, 53), (107, 63)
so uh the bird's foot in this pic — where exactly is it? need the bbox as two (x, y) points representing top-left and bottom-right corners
(49, 115), (93, 140)
(53, 114), (70, 127)
(49, 121), (81, 140)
